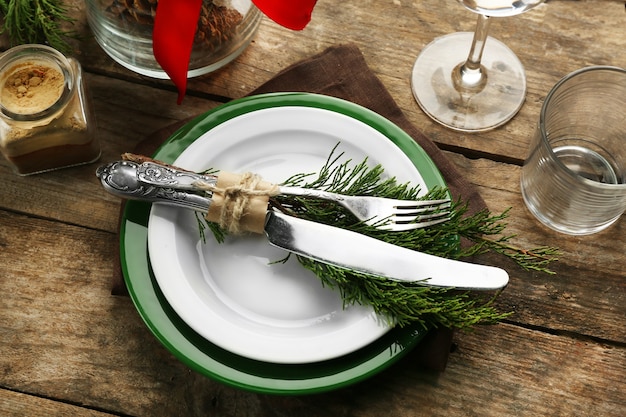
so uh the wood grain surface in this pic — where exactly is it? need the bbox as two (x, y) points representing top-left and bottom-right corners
(1, 0), (624, 416)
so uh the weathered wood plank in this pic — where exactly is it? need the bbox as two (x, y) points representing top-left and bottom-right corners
(0, 389), (116, 417)
(0, 211), (210, 415)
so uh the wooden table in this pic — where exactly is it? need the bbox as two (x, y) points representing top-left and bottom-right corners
(1, 1), (624, 415)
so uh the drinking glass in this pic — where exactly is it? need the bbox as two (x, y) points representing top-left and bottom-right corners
(520, 66), (626, 235)
(411, 0), (546, 132)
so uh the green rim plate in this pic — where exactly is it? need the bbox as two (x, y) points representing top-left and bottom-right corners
(120, 92), (447, 394)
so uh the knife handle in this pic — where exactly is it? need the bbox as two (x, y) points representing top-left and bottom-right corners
(136, 162), (218, 192)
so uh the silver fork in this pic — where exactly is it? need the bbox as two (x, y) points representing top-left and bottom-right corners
(273, 186), (451, 231)
(135, 161), (452, 231)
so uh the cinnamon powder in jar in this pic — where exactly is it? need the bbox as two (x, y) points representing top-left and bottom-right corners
(1, 63), (65, 115)
(0, 44), (100, 175)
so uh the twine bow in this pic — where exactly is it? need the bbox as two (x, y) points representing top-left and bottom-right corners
(153, 0), (318, 104)
(195, 172), (280, 234)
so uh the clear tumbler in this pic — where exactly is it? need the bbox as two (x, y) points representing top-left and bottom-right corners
(521, 66), (626, 235)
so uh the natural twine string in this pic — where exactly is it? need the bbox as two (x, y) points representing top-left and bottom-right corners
(120, 154), (279, 233)
(194, 172), (279, 234)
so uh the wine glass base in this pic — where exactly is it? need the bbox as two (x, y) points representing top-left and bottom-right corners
(411, 32), (527, 132)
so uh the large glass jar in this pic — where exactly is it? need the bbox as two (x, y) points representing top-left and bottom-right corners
(85, 0), (262, 78)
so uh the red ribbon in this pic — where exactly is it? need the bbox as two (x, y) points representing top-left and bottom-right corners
(153, 0), (318, 104)
(252, 0), (318, 30)
(153, 0), (203, 104)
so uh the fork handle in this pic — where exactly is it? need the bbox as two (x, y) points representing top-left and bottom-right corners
(277, 186), (347, 202)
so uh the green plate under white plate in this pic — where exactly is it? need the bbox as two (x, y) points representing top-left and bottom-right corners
(120, 92), (447, 394)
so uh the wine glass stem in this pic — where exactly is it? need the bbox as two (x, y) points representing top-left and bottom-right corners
(455, 14), (492, 91)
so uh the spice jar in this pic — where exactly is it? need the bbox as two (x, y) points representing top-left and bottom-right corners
(0, 44), (100, 175)
(85, 0), (262, 79)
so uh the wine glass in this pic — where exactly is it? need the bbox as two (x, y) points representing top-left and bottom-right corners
(411, 0), (546, 132)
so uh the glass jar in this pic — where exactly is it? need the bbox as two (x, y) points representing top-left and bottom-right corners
(0, 44), (100, 175)
(85, 0), (262, 79)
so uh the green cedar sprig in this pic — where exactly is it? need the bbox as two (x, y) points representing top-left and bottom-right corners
(0, 0), (77, 54)
(201, 147), (559, 329)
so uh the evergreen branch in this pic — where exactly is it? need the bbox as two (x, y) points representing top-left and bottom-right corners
(0, 0), (77, 54)
(201, 146), (560, 329)
(449, 205), (560, 273)
(298, 257), (511, 330)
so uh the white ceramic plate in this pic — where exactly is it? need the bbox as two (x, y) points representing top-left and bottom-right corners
(147, 106), (428, 364)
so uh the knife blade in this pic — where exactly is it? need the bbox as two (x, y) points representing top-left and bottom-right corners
(97, 160), (509, 291)
(264, 210), (508, 291)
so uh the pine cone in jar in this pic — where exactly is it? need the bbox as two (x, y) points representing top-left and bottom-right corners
(104, 0), (243, 50)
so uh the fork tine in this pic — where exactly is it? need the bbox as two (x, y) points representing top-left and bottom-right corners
(389, 211), (450, 224)
(391, 209), (451, 222)
(392, 198), (451, 208)
(385, 215), (451, 231)
(392, 206), (452, 219)
(391, 201), (451, 221)
(393, 199), (452, 212)
(363, 197), (452, 231)
(371, 204), (451, 230)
